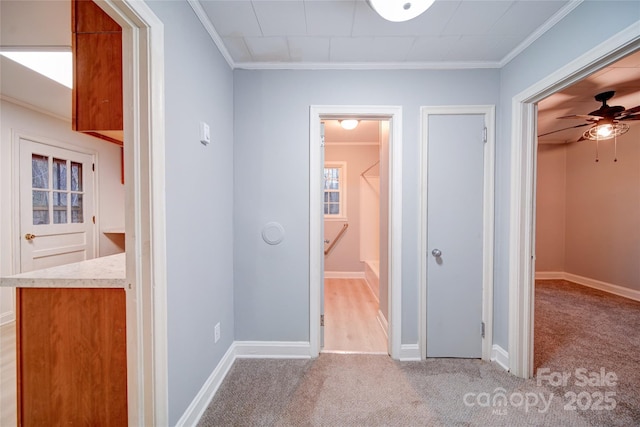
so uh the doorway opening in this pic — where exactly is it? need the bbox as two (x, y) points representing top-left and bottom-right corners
(534, 49), (640, 378)
(508, 28), (639, 379)
(322, 119), (389, 354)
(309, 106), (403, 359)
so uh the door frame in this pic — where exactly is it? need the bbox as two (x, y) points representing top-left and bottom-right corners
(14, 133), (98, 271)
(419, 105), (495, 361)
(95, 1), (168, 424)
(309, 105), (403, 359)
(508, 26), (640, 378)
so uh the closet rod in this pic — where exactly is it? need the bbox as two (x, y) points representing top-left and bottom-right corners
(360, 160), (380, 177)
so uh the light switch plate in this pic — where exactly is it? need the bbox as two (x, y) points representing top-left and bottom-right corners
(200, 121), (210, 145)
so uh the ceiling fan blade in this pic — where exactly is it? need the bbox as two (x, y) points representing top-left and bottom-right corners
(620, 115), (640, 121)
(618, 105), (640, 118)
(556, 114), (602, 120)
(538, 123), (590, 137)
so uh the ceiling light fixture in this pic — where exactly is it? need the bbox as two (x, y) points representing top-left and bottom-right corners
(367, 0), (435, 22)
(582, 122), (630, 141)
(340, 119), (359, 130)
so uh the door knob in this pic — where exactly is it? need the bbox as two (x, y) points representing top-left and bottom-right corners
(25, 233), (36, 241)
(431, 248), (442, 257)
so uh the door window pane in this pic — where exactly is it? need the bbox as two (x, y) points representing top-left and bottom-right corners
(33, 190), (49, 225)
(71, 162), (82, 191)
(71, 194), (83, 223)
(53, 191), (67, 224)
(53, 158), (67, 190)
(32, 154), (48, 189)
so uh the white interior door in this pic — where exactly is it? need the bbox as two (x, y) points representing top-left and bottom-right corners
(426, 114), (485, 358)
(20, 137), (96, 272)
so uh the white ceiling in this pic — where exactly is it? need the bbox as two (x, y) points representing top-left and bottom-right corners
(195, 0), (575, 69)
(0, 0), (638, 142)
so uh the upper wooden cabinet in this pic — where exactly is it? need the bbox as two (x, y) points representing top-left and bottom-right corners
(72, 0), (123, 144)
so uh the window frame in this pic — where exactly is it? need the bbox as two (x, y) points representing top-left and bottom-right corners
(323, 161), (347, 221)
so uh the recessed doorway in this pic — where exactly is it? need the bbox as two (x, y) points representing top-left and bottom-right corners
(322, 119), (388, 354)
(309, 105), (403, 359)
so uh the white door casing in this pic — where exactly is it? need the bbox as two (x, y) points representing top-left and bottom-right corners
(420, 106), (495, 361)
(310, 105), (402, 359)
(19, 137), (96, 272)
(508, 25), (640, 379)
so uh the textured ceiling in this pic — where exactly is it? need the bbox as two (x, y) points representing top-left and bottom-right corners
(194, 0), (575, 69)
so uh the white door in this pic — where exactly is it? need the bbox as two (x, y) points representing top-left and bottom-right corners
(20, 138), (96, 272)
(426, 114), (485, 358)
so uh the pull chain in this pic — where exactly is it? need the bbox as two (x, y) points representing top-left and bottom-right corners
(614, 133), (618, 162)
(595, 137), (599, 162)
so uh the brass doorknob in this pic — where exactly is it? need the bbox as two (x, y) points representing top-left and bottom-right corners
(24, 233), (36, 241)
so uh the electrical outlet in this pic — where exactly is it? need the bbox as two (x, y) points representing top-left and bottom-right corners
(214, 322), (220, 343)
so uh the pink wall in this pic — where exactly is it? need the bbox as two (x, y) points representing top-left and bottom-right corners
(324, 143), (379, 272)
(535, 144), (566, 272)
(536, 125), (640, 291)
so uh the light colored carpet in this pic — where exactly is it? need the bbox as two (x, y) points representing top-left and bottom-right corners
(198, 281), (640, 426)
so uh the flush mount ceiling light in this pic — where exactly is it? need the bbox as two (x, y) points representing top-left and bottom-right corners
(340, 119), (359, 130)
(582, 121), (630, 141)
(367, 0), (435, 22)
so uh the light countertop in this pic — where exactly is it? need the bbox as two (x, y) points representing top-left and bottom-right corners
(0, 253), (126, 289)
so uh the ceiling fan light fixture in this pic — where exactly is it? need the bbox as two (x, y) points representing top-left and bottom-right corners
(367, 0), (435, 22)
(583, 122), (629, 141)
(340, 119), (359, 130)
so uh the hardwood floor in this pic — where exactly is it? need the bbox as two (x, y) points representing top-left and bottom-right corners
(323, 278), (387, 354)
(0, 321), (16, 426)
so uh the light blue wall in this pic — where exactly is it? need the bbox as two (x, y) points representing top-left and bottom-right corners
(145, 1), (235, 424)
(142, 0), (638, 421)
(233, 69), (500, 344)
(495, 1), (640, 348)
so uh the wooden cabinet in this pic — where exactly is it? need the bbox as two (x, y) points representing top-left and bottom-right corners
(17, 288), (128, 426)
(72, 0), (123, 145)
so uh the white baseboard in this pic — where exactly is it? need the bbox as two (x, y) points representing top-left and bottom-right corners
(564, 272), (640, 302)
(491, 344), (509, 371)
(0, 288), (15, 326)
(534, 271), (564, 280)
(399, 343), (420, 361)
(176, 341), (312, 426)
(536, 271), (640, 302)
(377, 310), (388, 339)
(234, 341), (312, 359)
(0, 310), (15, 325)
(174, 343), (236, 427)
(324, 271), (365, 279)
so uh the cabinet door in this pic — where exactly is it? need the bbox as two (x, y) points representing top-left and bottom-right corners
(73, 31), (123, 132)
(72, 0), (123, 136)
(17, 288), (128, 426)
(73, 0), (121, 33)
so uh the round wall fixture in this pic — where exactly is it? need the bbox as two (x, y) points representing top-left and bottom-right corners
(262, 222), (285, 245)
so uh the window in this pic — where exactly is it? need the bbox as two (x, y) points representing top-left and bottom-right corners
(32, 153), (84, 225)
(323, 162), (347, 219)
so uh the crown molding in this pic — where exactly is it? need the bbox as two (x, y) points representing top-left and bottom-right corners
(499, 0), (584, 67)
(189, 0), (584, 72)
(187, 0), (235, 69)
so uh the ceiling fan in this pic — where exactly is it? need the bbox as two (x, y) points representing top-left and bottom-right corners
(538, 90), (640, 141)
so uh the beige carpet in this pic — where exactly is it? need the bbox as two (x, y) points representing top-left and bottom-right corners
(198, 281), (640, 426)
